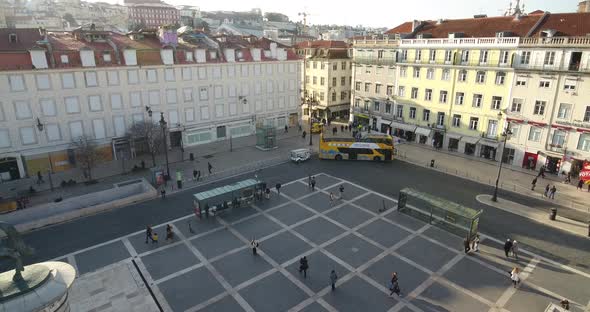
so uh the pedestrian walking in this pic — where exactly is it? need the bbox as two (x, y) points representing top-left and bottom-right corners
(538, 165), (546, 178)
(339, 184), (344, 199)
(544, 184), (550, 197)
(208, 162), (213, 174)
(471, 234), (480, 252)
(251, 239), (259, 255)
(311, 176), (316, 191)
(560, 299), (570, 310)
(36, 171), (44, 185)
(389, 272), (401, 297)
(197, 170), (201, 181)
(275, 183), (282, 195)
(565, 172), (571, 183)
(152, 232), (159, 244)
(463, 238), (471, 253)
(329, 192), (335, 206)
(145, 226), (153, 243)
(308, 175), (312, 188)
(265, 188), (271, 199)
(284, 125), (288, 133)
(193, 169), (198, 181)
(299, 256), (309, 278)
(330, 269), (338, 291)
(511, 240), (519, 259)
(510, 267), (520, 288)
(166, 224), (174, 241)
(577, 179), (584, 190)
(188, 221), (194, 234)
(161, 188), (166, 199)
(302, 130), (307, 139)
(504, 239), (513, 257)
(531, 177), (537, 191)
(549, 185), (557, 199)
(340, 125), (344, 133)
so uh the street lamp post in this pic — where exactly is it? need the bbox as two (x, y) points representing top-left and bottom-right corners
(159, 112), (170, 179)
(492, 112), (512, 202)
(35, 118), (54, 191)
(307, 95), (318, 146)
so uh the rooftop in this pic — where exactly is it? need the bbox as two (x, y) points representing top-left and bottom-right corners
(0, 29), (44, 51)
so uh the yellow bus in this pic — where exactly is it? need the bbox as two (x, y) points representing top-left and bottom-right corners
(319, 133), (394, 161)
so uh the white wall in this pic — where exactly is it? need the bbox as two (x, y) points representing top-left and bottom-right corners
(0, 60), (302, 154)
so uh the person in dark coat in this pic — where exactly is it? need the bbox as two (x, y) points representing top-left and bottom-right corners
(311, 176), (316, 191)
(299, 256), (309, 278)
(145, 225), (153, 243)
(251, 239), (259, 255)
(504, 239), (513, 257)
(577, 179), (584, 190)
(389, 272), (401, 297)
(531, 177), (537, 190)
(330, 270), (338, 291)
(275, 183), (282, 195)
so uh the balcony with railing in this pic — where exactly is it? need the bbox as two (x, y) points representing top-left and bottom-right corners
(519, 37), (590, 48)
(353, 57), (396, 66)
(352, 37), (399, 48)
(512, 62), (590, 73)
(546, 143), (565, 153)
(397, 56), (513, 68)
(399, 37), (520, 47)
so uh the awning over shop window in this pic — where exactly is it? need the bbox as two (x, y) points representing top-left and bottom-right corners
(415, 127), (432, 137)
(479, 140), (499, 149)
(355, 114), (369, 119)
(446, 132), (462, 140)
(460, 136), (480, 145)
(391, 121), (417, 132)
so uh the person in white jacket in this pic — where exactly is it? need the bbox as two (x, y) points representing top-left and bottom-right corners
(510, 267), (521, 288)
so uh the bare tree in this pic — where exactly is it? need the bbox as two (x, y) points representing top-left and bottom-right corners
(71, 135), (102, 182)
(127, 121), (164, 167)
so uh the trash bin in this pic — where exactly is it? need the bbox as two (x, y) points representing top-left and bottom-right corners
(190, 153), (194, 161)
(430, 159), (435, 168)
(549, 208), (557, 220)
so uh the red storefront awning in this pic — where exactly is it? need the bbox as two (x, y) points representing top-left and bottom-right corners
(576, 128), (590, 133)
(507, 117), (525, 123)
(551, 124), (573, 131)
(528, 121), (547, 127)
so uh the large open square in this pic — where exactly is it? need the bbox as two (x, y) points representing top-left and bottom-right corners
(52, 173), (590, 311)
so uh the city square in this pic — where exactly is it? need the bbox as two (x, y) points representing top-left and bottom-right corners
(47, 172), (590, 312)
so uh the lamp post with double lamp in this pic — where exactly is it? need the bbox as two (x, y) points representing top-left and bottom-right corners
(492, 112), (512, 202)
(159, 112), (170, 179)
(35, 118), (54, 191)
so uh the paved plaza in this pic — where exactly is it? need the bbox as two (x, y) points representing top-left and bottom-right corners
(55, 173), (590, 312)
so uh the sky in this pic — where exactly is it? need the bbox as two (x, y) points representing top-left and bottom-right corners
(90, 0), (580, 28)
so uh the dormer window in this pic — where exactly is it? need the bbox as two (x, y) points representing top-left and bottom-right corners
(103, 51), (111, 62)
(236, 50), (243, 59)
(210, 51), (217, 59)
(8, 33), (17, 43)
(186, 52), (193, 62)
(60, 55), (69, 64)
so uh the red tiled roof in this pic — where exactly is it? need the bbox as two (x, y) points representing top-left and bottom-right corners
(48, 32), (113, 51)
(109, 33), (162, 50)
(387, 15), (543, 38)
(385, 22), (413, 35)
(529, 12), (590, 37)
(294, 40), (349, 49)
(0, 29), (44, 51)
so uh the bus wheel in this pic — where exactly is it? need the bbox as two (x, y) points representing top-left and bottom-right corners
(335, 154), (343, 161)
(373, 156), (381, 161)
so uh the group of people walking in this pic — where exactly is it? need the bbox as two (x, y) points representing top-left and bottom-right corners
(503, 239), (519, 259)
(145, 224), (175, 244)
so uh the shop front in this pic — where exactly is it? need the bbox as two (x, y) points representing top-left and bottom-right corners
(479, 139), (499, 161)
(522, 151), (539, 170)
(432, 131), (444, 149)
(391, 121), (417, 141)
(415, 127), (431, 145)
(461, 136), (479, 156)
(446, 133), (462, 152)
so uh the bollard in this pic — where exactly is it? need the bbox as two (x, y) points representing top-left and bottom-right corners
(549, 208), (557, 220)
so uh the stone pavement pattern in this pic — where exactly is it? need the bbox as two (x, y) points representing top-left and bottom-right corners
(396, 143), (590, 218)
(57, 173), (590, 312)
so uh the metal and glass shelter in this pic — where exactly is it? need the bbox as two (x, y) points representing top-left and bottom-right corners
(193, 179), (263, 215)
(398, 188), (483, 240)
(255, 125), (277, 150)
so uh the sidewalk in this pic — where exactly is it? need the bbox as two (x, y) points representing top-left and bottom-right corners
(0, 129), (314, 209)
(395, 142), (590, 220)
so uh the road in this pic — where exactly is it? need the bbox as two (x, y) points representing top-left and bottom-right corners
(10, 158), (590, 275)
